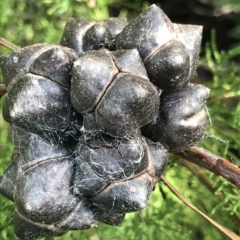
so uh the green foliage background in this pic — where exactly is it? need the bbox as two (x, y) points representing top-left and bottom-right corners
(0, 1), (239, 240)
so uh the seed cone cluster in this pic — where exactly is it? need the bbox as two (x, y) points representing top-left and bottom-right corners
(0, 5), (209, 240)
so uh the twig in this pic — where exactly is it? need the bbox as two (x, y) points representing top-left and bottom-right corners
(176, 146), (240, 189)
(0, 37), (20, 51)
(161, 176), (240, 240)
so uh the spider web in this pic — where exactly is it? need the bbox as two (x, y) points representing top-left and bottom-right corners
(0, 73), (170, 240)
(0, 26), (216, 240)
(0, 52), (213, 240)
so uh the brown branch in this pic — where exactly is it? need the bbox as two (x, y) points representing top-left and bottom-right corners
(176, 146), (240, 189)
(0, 37), (20, 51)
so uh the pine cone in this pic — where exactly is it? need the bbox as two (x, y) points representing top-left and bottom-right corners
(0, 4), (209, 240)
